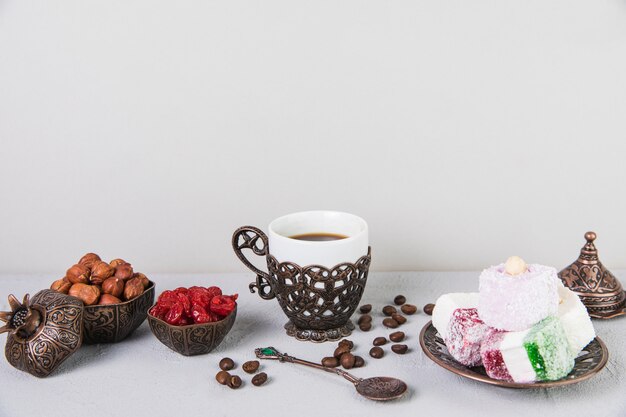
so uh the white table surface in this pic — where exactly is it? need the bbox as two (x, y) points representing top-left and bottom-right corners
(0, 272), (624, 417)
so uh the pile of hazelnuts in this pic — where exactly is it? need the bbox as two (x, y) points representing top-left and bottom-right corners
(50, 253), (150, 306)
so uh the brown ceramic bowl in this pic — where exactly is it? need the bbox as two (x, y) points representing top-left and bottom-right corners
(82, 281), (155, 344)
(147, 305), (237, 356)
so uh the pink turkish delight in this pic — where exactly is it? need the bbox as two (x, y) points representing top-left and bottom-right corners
(480, 329), (512, 381)
(444, 308), (488, 367)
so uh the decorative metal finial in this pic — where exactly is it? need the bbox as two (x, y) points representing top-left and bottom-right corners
(558, 231), (625, 319)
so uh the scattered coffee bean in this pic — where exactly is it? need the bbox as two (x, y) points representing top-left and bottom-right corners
(392, 313), (407, 324)
(369, 346), (384, 359)
(394, 295), (406, 305)
(357, 314), (372, 325)
(373, 336), (387, 346)
(252, 372), (268, 386)
(401, 304), (418, 315)
(359, 321), (372, 331)
(400, 304), (417, 316)
(382, 317), (399, 328)
(382, 305), (397, 316)
(359, 304), (372, 314)
(423, 303), (435, 316)
(322, 356), (340, 367)
(391, 344), (408, 354)
(334, 345), (351, 358)
(389, 331), (405, 342)
(216, 370), (231, 385)
(219, 357), (235, 371)
(228, 375), (243, 389)
(338, 339), (354, 350)
(354, 355), (365, 368)
(340, 352), (356, 369)
(242, 360), (260, 374)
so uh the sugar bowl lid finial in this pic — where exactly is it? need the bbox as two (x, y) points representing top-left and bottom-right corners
(558, 231), (625, 319)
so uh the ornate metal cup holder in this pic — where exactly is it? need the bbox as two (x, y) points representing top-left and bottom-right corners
(232, 226), (371, 342)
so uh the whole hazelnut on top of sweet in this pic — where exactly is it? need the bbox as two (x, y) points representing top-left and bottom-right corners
(504, 256), (527, 276)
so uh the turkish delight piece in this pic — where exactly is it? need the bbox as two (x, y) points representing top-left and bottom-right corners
(432, 292), (479, 340)
(523, 316), (575, 381)
(557, 284), (595, 354)
(480, 329), (512, 381)
(444, 308), (488, 367)
(493, 329), (537, 383)
(478, 263), (559, 331)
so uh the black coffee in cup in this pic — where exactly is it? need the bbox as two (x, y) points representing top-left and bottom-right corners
(289, 233), (348, 241)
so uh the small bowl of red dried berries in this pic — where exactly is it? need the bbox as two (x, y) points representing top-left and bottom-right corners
(147, 286), (238, 356)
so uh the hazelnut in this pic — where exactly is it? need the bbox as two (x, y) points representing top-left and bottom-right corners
(78, 253), (101, 269)
(50, 278), (71, 294)
(66, 264), (90, 285)
(98, 294), (122, 305)
(505, 256), (527, 276)
(109, 258), (129, 268)
(69, 283), (101, 305)
(90, 261), (115, 285)
(133, 272), (150, 288)
(123, 277), (144, 301)
(102, 277), (124, 298)
(114, 264), (134, 281)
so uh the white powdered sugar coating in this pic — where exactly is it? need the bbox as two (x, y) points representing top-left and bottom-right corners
(478, 263), (559, 331)
(499, 329), (536, 383)
(432, 292), (479, 340)
(557, 283), (596, 354)
(444, 308), (488, 367)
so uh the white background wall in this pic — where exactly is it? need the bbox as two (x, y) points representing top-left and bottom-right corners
(1, 0), (626, 274)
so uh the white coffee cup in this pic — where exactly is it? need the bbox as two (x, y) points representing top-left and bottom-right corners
(267, 210), (369, 266)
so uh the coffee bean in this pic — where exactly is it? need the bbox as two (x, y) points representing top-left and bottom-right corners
(242, 360), (260, 374)
(394, 295), (406, 305)
(252, 372), (268, 386)
(219, 357), (235, 371)
(373, 336), (387, 346)
(334, 345), (351, 358)
(369, 346), (384, 359)
(359, 321), (372, 331)
(382, 305), (397, 316)
(354, 355), (365, 368)
(216, 370), (231, 385)
(382, 317), (399, 328)
(389, 331), (405, 342)
(322, 356), (340, 367)
(338, 339), (354, 350)
(392, 313), (407, 324)
(359, 304), (372, 314)
(357, 314), (372, 325)
(228, 375), (243, 389)
(391, 344), (408, 354)
(340, 353), (356, 369)
(423, 303), (435, 316)
(401, 304), (418, 315)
